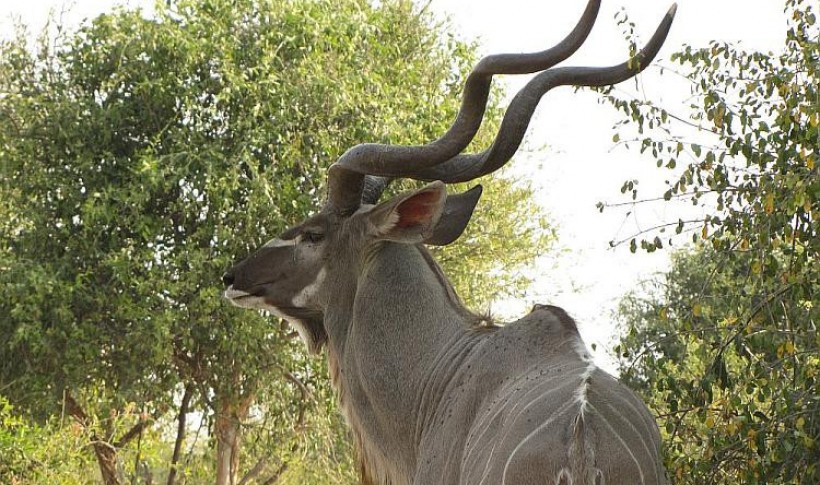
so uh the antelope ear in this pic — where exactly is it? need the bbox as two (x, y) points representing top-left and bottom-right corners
(424, 185), (483, 246)
(368, 181), (447, 243)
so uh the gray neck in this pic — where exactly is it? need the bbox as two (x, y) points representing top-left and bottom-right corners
(323, 242), (474, 480)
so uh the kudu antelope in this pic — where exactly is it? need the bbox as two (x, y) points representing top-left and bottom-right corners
(223, 1), (676, 483)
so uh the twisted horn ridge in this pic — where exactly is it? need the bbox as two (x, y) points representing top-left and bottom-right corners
(412, 3), (678, 183)
(327, 1), (677, 212)
(361, 176), (393, 205)
(327, 0), (602, 213)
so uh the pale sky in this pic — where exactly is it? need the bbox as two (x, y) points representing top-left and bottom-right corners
(1, 1), (787, 372)
(428, 0), (784, 373)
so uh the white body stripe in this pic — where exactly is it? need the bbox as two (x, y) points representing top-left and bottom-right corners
(589, 402), (647, 484)
(500, 398), (580, 485)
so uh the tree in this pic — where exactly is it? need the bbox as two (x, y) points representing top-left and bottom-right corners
(602, 0), (818, 482)
(617, 248), (817, 483)
(0, 0), (553, 483)
(0, 396), (92, 484)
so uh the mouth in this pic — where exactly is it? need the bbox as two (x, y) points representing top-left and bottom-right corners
(223, 286), (245, 298)
(223, 286), (262, 307)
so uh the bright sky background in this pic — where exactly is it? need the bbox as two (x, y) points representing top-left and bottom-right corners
(1, 0), (787, 372)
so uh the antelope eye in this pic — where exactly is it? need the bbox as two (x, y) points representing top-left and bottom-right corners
(302, 231), (324, 244)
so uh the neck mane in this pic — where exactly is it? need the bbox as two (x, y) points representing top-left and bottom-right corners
(323, 242), (483, 485)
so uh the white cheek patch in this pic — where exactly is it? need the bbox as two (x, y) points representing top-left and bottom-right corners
(262, 237), (300, 248)
(292, 267), (326, 307)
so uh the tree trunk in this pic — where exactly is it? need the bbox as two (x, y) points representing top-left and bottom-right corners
(93, 442), (122, 485)
(214, 396), (252, 485)
(64, 391), (123, 485)
(167, 385), (193, 485)
(215, 417), (239, 485)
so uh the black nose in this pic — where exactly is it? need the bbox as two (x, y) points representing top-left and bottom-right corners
(222, 272), (235, 287)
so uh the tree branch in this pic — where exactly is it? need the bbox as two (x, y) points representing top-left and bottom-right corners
(114, 416), (154, 449)
(237, 457), (270, 485)
(167, 385), (193, 485)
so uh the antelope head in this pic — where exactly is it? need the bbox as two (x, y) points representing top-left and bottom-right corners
(222, 0), (677, 355)
(221, 176), (481, 353)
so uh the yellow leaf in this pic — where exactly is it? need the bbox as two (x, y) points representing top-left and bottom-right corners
(748, 429), (758, 450)
(693, 303), (703, 317)
(807, 155), (815, 170)
(781, 271), (791, 284)
(705, 415), (715, 428)
(764, 193), (775, 214)
(785, 341), (796, 355)
(720, 316), (738, 327)
(714, 104), (725, 129)
(797, 417), (806, 430)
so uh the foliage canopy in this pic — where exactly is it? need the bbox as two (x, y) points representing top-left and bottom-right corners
(0, 0), (553, 482)
(605, 0), (819, 482)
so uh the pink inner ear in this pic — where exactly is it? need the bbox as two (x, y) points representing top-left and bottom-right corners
(396, 190), (440, 228)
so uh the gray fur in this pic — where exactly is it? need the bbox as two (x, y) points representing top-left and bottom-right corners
(223, 186), (666, 484)
(222, 3), (676, 481)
